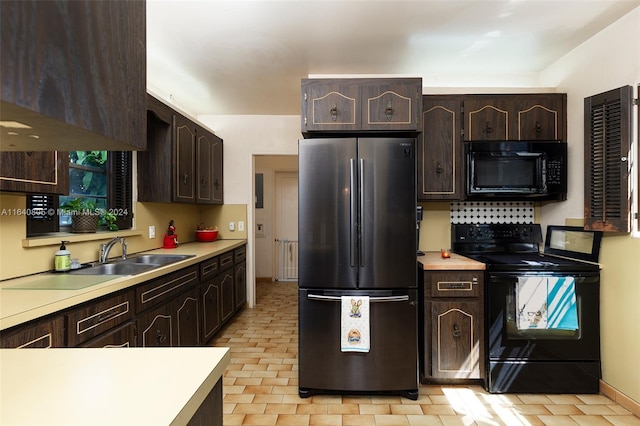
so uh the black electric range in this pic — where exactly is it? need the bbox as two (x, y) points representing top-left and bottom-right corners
(451, 223), (603, 394)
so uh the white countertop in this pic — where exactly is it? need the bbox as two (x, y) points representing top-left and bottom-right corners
(0, 240), (245, 330)
(0, 347), (230, 425)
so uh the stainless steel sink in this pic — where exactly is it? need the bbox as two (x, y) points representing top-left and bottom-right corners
(124, 254), (194, 265)
(69, 262), (158, 276)
(68, 254), (194, 276)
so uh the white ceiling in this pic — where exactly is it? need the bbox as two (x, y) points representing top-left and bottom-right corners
(146, 0), (639, 116)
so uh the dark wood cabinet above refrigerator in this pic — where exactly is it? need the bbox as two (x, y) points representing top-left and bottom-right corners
(301, 78), (422, 136)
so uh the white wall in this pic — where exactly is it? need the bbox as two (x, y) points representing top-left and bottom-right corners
(540, 7), (640, 405)
(197, 115), (300, 305)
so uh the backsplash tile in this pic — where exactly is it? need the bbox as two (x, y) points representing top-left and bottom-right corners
(450, 201), (535, 224)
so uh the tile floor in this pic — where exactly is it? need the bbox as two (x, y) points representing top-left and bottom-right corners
(210, 282), (640, 426)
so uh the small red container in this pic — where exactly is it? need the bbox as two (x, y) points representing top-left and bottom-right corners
(196, 229), (218, 242)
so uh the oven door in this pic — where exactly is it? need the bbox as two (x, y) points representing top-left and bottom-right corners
(487, 271), (600, 362)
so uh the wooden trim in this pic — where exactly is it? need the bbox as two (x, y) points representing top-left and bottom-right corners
(600, 380), (640, 418)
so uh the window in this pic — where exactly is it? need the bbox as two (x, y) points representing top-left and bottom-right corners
(26, 151), (132, 236)
(584, 85), (633, 233)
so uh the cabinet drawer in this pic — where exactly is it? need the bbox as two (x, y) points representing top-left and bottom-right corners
(66, 290), (134, 346)
(219, 251), (234, 272)
(200, 256), (219, 281)
(427, 272), (483, 298)
(78, 322), (136, 348)
(0, 315), (65, 348)
(234, 246), (246, 263)
(135, 265), (199, 313)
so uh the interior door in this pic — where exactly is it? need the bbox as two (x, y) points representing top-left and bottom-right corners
(275, 172), (298, 280)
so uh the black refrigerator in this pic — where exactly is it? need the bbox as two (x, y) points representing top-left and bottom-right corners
(298, 137), (418, 400)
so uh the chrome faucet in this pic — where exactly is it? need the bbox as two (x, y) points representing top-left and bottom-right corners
(99, 237), (127, 264)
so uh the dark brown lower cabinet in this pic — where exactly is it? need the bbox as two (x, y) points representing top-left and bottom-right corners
(78, 322), (136, 348)
(187, 378), (223, 426)
(219, 270), (235, 323)
(1, 245), (246, 350)
(137, 287), (202, 347)
(66, 290), (134, 347)
(421, 270), (484, 383)
(0, 315), (65, 348)
(234, 261), (246, 311)
(201, 279), (222, 344)
(176, 287), (201, 346)
(138, 303), (174, 347)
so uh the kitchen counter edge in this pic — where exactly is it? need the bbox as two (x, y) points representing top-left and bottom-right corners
(0, 239), (246, 331)
(418, 252), (486, 270)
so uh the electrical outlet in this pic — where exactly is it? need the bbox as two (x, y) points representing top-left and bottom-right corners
(228, 221), (235, 231)
(148, 226), (156, 239)
(238, 221), (245, 232)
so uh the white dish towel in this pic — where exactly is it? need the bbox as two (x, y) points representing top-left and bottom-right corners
(517, 276), (548, 330)
(340, 296), (370, 352)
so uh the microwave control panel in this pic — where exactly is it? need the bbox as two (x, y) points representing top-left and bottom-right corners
(547, 159), (564, 185)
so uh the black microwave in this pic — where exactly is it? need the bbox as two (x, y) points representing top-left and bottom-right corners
(465, 141), (567, 201)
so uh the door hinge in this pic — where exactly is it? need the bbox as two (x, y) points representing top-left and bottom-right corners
(632, 98), (638, 106)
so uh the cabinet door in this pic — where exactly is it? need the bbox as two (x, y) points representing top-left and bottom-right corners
(418, 97), (462, 200)
(218, 270), (235, 323)
(195, 126), (223, 205)
(431, 300), (483, 379)
(174, 287), (200, 346)
(66, 290), (134, 347)
(361, 78), (421, 132)
(137, 304), (173, 347)
(137, 95), (174, 203)
(174, 114), (196, 203)
(234, 261), (246, 311)
(301, 79), (360, 133)
(464, 98), (509, 141)
(0, 316), (65, 348)
(0, 0), (146, 151)
(513, 94), (566, 141)
(201, 280), (221, 343)
(78, 322), (136, 348)
(211, 135), (223, 204)
(0, 151), (69, 195)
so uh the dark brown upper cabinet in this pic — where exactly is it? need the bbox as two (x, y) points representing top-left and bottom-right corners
(301, 78), (422, 135)
(584, 85), (633, 233)
(138, 95), (223, 205)
(463, 94), (566, 141)
(418, 96), (463, 201)
(0, 0), (146, 151)
(0, 151), (69, 194)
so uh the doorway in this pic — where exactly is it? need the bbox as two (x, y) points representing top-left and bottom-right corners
(253, 155), (298, 283)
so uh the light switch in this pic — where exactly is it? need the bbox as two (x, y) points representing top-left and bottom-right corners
(238, 221), (245, 232)
(149, 226), (156, 239)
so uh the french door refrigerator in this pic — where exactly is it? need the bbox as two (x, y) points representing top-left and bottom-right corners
(298, 137), (418, 400)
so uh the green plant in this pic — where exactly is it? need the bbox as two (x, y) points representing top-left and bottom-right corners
(100, 211), (119, 231)
(59, 198), (97, 213)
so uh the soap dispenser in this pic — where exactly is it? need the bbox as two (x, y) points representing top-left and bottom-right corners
(55, 241), (71, 272)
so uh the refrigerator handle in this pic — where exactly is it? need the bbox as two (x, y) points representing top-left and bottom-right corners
(307, 294), (409, 302)
(359, 158), (365, 267)
(350, 158), (357, 267)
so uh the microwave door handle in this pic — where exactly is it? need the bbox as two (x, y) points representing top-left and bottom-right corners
(514, 152), (542, 157)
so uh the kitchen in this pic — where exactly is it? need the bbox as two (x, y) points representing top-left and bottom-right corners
(1, 0), (640, 425)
